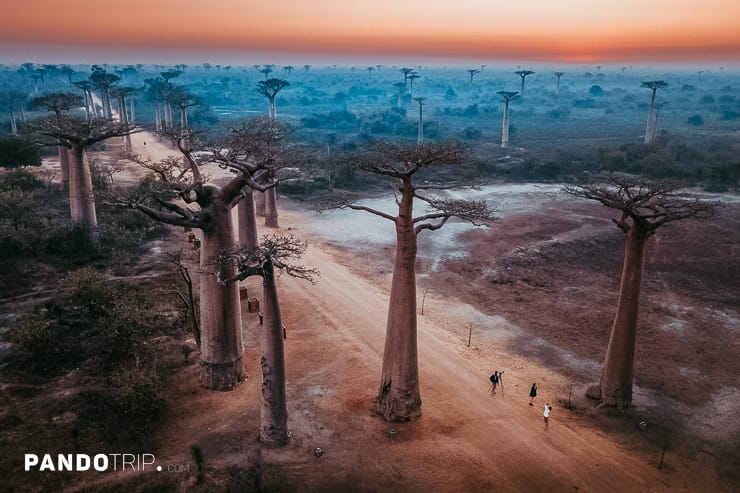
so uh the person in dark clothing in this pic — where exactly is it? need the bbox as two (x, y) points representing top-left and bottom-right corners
(489, 371), (500, 394)
(529, 383), (537, 406)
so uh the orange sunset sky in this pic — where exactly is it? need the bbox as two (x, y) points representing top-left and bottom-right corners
(1, 0), (739, 65)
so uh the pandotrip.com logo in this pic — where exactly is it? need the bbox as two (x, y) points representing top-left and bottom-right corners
(25, 453), (158, 472)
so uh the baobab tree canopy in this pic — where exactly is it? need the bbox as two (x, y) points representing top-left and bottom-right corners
(564, 174), (713, 236)
(257, 78), (290, 99)
(29, 92), (83, 115)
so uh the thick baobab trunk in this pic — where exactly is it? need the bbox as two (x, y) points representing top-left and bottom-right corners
(264, 187), (279, 228)
(198, 200), (246, 390)
(644, 89), (657, 144)
(68, 145), (98, 237)
(180, 106), (188, 128)
(237, 186), (258, 250)
(104, 88), (114, 118)
(376, 180), (421, 421)
(259, 260), (289, 446)
(417, 105), (424, 145)
(118, 96), (131, 151)
(501, 101), (510, 149)
(255, 190), (266, 217)
(596, 227), (648, 408)
(58, 146), (70, 190)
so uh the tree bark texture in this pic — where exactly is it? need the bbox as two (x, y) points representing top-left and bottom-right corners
(69, 145), (98, 235)
(259, 260), (289, 446)
(237, 187), (259, 250)
(255, 190), (266, 217)
(198, 198), (246, 390)
(501, 101), (510, 149)
(58, 145), (70, 191)
(264, 187), (279, 228)
(376, 178), (422, 421)
(598, 227), (648, 407)
(645, 89), (657, 144)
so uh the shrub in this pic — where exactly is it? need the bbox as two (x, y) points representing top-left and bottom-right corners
(687, 114), (704, 126)
(0, 137), (42, 168)
(11, 268), (163, 374)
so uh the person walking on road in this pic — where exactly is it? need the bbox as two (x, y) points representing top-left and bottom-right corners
(529, 383), (537, 406)
(489, 371), (500, 395)
(544, 403), (552, 431)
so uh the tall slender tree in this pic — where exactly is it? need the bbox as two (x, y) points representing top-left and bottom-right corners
(641, 80), (668, 144)
(467, 69), (481, 84)
(331, 141), (494, 421)
(515, 70), (535, 96)
(257, 78), (289, 120)
(497, 91), (519, 149)
(564, 176), (715, 408)
(414, 97), (426, 145)
(554, 71), (564, 95)
(224, 235), (318, 446)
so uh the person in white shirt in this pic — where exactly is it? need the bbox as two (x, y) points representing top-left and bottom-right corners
(543, 403), (552, 431)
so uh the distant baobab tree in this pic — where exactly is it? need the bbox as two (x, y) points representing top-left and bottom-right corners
(467, 69), (481, 84)
(330, 141), (494, 421)
(565, 176), (715, 408)
(260, 68), (273, 80)
(641, 80), (668, 144)
(414, 97), (426, 144)
(1, 91), (28, 135)
(496, 91), (519, 148)
(515, 70), (535, 96)
(303, 65), (311, 72)
(160, 69), (182, 83)
(400, 68), (415, 88)
(393, 82), (406, 108)
(29, 92), (83, 189)
(110, 87), (135, 150)
(283, 65), (294, 75)
(89, 67), (120, 118)
(257, 78), (289, 120)
(554, 71), (564, 95)
(72, 80), (97, 120)
(407, 73), (420, 95)
(224, 235), (318, 447)
(29, 115), (139, 241)
(367, 66), (374, 75)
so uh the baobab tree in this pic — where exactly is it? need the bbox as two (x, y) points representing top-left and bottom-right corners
(515, 70), (535, 96)
(497, 91), (519, 149)
(554, 71), (564, 95)
(367, 66), (375, 75)
(564, 175), (715, 408)
(223, 235), (318, 446)
(210, 117), (295, 240)
(283, 65), (294, 76)
(642, 80), (668, 144)
(400, 68), (415, 87)
(407, 73), (420, 95)
(332, 141), (494, 421)
(260, 68), (273, 80)
(29, 115), (139, 241)
(28, 92), (83, 189)
(110, 87), (135, 151)
(129, 133), (274, 390)
(414, 97), (426, 144)
(72, 80), (96, 119)
(467, 69), (480, 84)
(257, 78), (289, 120)
(89, 67), (120, 118)
(1, 91), (28, 134)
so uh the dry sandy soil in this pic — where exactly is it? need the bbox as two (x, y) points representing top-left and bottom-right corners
(2, 132), (738, 492)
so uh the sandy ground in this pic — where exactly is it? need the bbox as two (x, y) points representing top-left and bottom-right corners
(6, 131), (736, 491)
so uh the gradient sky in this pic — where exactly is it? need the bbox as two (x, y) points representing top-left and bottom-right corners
(2, 0), (739, 65)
